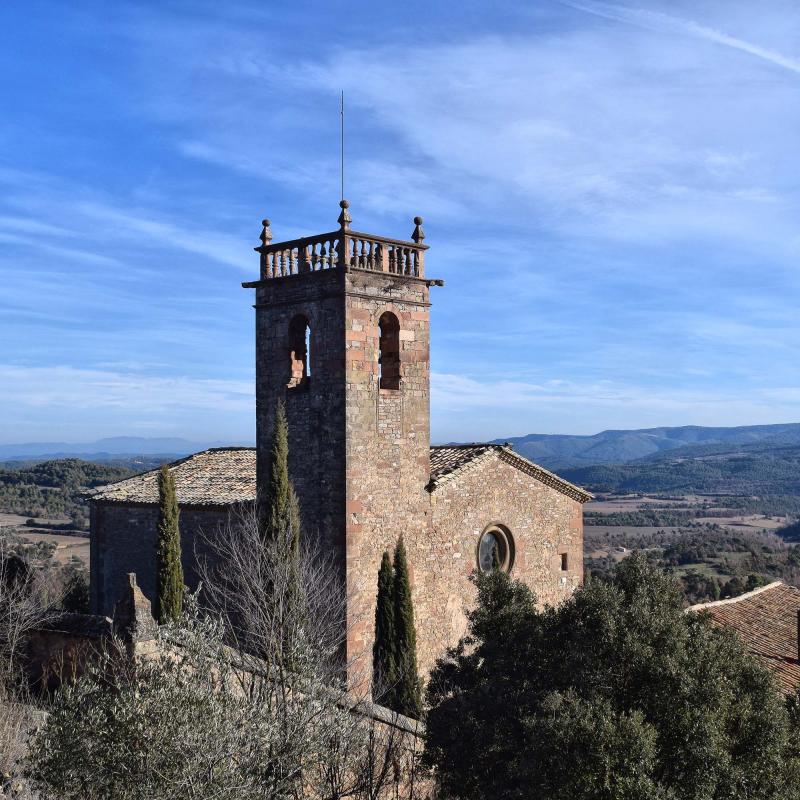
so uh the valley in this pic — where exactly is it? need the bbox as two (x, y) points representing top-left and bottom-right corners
(583, 492), (799, 603)
(2, 421), (800, 607)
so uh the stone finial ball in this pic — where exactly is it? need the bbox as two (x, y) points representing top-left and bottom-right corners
(261, 219), (270, 227)
(414, 216), (423, 225)
(340, 199), (350, 209)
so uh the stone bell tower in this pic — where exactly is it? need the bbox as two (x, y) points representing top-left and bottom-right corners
(242, 200), (443, 678)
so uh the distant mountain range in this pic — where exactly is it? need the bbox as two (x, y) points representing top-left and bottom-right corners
(0, 437), (250, 462)
(3, 424), (800, 503)
(493, 423), (800, 470)
(5, 424), (800, 469)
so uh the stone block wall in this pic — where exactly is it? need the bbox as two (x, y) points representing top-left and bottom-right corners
(342, 270), (433, 685)
(421, 455), (583, 677)
(26, 615), (112, 693)
(246, 248), (585, 693)
(251, 265), (435, 685)
(90, 502), (233, 616)
(253, 269), (347, 562)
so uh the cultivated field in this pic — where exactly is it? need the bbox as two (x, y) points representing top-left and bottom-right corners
(583, 492), (798, 601)
(0, 512), (89, 566)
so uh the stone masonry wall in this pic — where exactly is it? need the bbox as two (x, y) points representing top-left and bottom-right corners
(251, 265), (436, 687)
(422, 456), (584, 677)
(343, 269), (433, 686)
(246, 252), (583, 692)
(90, 502), (233, 616)
(253, 269), (347, 563)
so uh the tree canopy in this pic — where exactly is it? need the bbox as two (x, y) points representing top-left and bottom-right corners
(424, 553), (800, 800)
(25, 601), (409, 800)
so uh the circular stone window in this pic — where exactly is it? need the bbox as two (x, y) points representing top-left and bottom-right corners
(477, 526), (514, 573)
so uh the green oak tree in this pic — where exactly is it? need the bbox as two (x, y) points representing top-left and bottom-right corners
(424, 553), (800, 800)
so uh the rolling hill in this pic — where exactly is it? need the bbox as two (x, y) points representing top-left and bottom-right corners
(558, 443), (800, 497)
(494, 422), (800, 470)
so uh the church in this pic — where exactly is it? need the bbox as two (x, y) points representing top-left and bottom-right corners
(89, 201), (591, 679)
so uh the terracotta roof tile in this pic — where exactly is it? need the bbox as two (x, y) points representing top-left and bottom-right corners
(91, 444), (591, 507)
(429, 444), (592, 503)
(429, 444), (497, 483)
(89, 447), (257, 507)
(688, 582), (800, 695)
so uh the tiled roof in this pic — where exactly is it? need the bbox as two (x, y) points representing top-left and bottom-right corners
(429, 444), (593, 503)
(89, 447), (257, 507)
(688, 582), (800, 695)
(90, 444), (591, 507)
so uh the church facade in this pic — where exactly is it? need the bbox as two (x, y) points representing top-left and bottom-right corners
(89, 202), (591, 679)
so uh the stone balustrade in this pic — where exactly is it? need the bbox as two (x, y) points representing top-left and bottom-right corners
(255, 201), (427, 280)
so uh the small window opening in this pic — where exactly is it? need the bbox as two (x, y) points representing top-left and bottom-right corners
(288, 314), (310, 388)
(478, 526), (514, 573)
(378, 311), (400, 390)
(560, 553), (568, 571)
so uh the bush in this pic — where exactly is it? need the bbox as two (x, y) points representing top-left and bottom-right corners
(424, 554), (798, 800)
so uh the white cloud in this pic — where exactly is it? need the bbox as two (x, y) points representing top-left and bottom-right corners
(430, 372), (800, 440)
(0, 363), (255, 442)
(4, 3), (799, 442)
(0, 169), (250, 272)
(561, 1), (800, 75)
(0, 364), (252, 414)
(154, 11), (795, 257)
(72, 200), (249, 271)
(111, 4), (800, 259)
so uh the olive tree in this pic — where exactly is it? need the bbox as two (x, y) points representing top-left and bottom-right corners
(0, 533), (51, 798)
(25, 509), (425, 800)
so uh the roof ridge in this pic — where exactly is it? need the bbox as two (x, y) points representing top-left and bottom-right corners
(495, 446), (592, 502)
(686, 581), (788, 612)
(430, 443), (499, 450)
(428, 444), (592, 503)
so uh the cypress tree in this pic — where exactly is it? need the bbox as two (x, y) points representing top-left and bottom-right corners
(155, 465), (183, 624)
(264, 400), (301, 558)
(392, 536), (422, 718)
(372, 551), (396, 705)
(263, 401), (303, 664)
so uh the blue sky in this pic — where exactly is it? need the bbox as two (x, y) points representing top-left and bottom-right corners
(1, 0), (798, 445)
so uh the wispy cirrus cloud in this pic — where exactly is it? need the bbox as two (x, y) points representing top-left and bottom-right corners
(0, 364), (254, 441)
(148, 10), (798, 261)
(0, 169), (250, 272)
(560, 1), (800, 75)
(2, 1), (799, 442)
(431, 373), (800, 441)
(0, 364), (251, 411)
